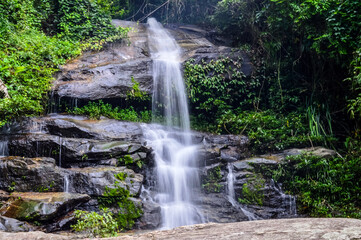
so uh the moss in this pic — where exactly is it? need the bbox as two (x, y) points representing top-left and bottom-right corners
(98, 173), (142, 230)
(202, 166), (223, 193)
(238, 174), (265, 206)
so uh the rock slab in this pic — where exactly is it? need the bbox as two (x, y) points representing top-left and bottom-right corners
(1, 218), (361, 239)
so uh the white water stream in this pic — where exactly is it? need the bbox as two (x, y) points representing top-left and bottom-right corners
(0, 140), (8, 157)
(226, 163), (259, 220)
(141, 18), (204, 229)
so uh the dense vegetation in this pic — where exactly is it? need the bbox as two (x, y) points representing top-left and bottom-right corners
(0, 0), (128, 126)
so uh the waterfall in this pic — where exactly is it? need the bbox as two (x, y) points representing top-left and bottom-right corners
(141, 18), (203, 229)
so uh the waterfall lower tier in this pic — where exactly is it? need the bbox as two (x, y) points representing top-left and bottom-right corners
(144, 18), (204, 229)
(142, 124), (204, 229)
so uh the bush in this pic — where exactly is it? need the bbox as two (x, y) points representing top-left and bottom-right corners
(98, 173), (142, 230)
(69, 100), (151, 122)
(72, 208), (118, 238)
(0, 0), (129, 125)
(185, 57), (259, 118)
(273, 153), (361, 218)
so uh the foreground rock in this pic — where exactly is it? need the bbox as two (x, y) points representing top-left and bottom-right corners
(1, 218), (360, 239)
(0, 216), (33, 232)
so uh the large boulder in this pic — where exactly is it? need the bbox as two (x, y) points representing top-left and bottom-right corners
(2, 116), (150, 167)
(52, 21), (152, 101)
(0, 192), (90, 222)
(0, 157), (143, 197)
(0, 216), (34, 232)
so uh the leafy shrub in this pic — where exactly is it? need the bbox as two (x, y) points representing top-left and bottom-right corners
(185, 57), (259, 118)
(69, 100), (151, 122)
(72, 208), (118, 238)
(98, 173), (142, 230)
(273, 153), (361, 218)
(238, 175), (265, 206)
(0, 0), (129, 125)
(203, 110), (330, 153)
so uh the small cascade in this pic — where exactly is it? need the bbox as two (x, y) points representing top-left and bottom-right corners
(0, 140), (9, 157)
(226, 163), (236, 206)
(58, 137), (62, 167)
(226, 163), (259, 220)
(63, 174), (70, 193)
(48, 90), (61, 113)
(29, 119), (44, 133)
(270, 179), (297, 216)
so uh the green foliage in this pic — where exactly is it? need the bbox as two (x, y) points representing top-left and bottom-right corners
(202, 166), (222, 193)
(98, 173), (142, 230)
(118, 154), (143, 169)
(126, 77), (150, 102)
(212, 110), (331, 153)
(34, 181), (55, 192)
(7, 182), (16, 192)
(0, 0), (129, 124)
(238, 175), (265, 206)
(69, 100), (151, 122)
(71, 208), (118, 238)
(273, 152), (361, 218)
(185, 57), (259, 118)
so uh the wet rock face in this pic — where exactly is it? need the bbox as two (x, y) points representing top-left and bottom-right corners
(0, 157), (143, 197)
(4, 115), (150, 168)
(53, 21), (152, 101)
(51, 20), (252, 103)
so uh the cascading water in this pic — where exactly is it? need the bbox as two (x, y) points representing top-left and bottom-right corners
(141, 18), (204, 229)
(226, 163), (259, 220)
(0, 140), (8, 157)
(63, 174), (70, 193)
(270, 179), (297, 216)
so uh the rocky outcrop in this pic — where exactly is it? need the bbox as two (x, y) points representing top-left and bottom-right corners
(51, 20), (252, 103)
(194, 147), (335, 222)
(0, 157), (143, 196)
(3, 115), (150, 167)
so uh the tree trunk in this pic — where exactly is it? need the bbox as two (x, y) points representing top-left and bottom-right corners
(0, 78), (10, 98)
